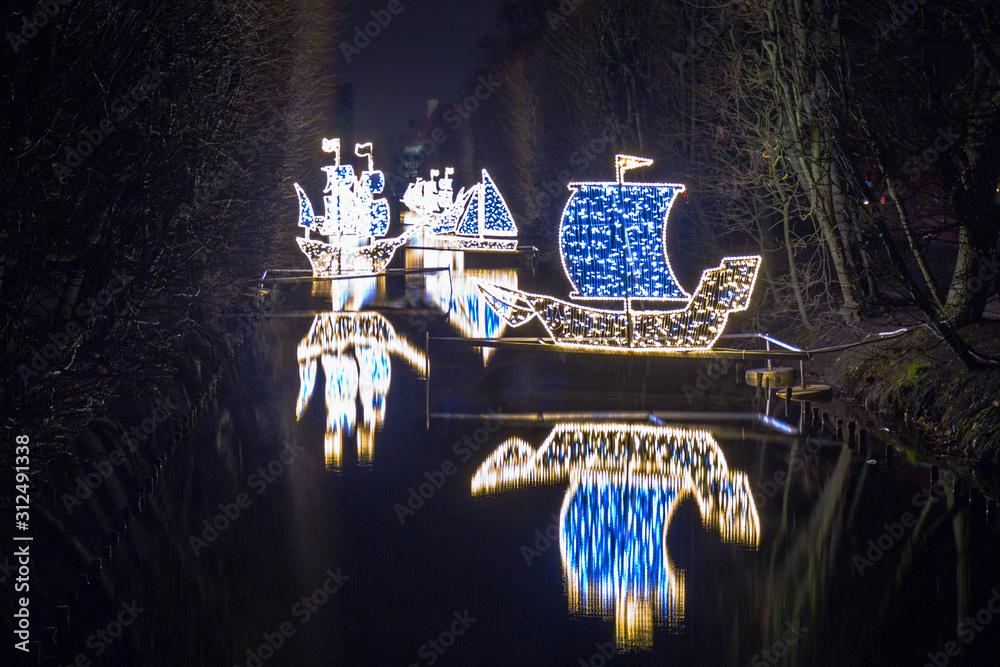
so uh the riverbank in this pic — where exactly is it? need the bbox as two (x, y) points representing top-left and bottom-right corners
(766, 313), (1000, 476)
(1, 0), (334, 506)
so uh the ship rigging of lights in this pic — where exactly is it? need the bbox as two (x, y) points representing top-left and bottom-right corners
(297, 312), (426, 469)
(471, 422), (760, 649)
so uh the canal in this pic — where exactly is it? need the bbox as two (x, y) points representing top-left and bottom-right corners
(35, 250), (1000, 666)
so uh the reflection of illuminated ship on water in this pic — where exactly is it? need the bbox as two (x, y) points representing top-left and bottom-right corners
(295, 139), (421, 277)
(472, 422), (759, 649)
(406, 247), (517, 364)
(402, 167), (518, 251)
(297, 312), (426, 468)
(477, 155), (761, 351)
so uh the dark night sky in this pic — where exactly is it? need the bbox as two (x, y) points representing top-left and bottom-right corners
(335, 0), (506, 152)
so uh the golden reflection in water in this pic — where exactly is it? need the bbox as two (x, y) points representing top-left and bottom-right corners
(309, 275), (380, 310)
(297, 312), (426, 469)
(406, 247), (517, 364)
(471, 423), (759, 649)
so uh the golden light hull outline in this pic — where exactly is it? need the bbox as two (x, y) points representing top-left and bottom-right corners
(297, 312), (426, 468)
(471, 422), (760, 649)
(296, 229), (417, 279)
(478, 256), (761, 351)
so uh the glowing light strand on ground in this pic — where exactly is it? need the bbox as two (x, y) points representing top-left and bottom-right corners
(471, 422), (759, 649)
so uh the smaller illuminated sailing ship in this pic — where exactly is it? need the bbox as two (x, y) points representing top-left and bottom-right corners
(295, 139), (419, 277)
(402, 167), (518, 251)
(401, 167), (467, 234)
(477, 154), (762, 350)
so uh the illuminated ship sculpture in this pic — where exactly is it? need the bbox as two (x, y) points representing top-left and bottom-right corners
(295, 139), (420, 277)
(472, 422), (760, 649)
(296, 311), (426, 468)
(477, 155), (762, 350)
(402, 167), (518, 251)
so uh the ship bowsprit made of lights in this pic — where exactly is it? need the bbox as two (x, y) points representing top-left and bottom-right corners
(476, 154), (762, 351)
(294, 138), (423, 277)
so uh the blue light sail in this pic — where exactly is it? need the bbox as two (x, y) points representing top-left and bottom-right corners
(320, 164), (358, 236)
(457, 169), (518, 237)
(435, 187), (471, 234)
(559, 183), (688, 300)
(357, 170), (390, 237)
(294, 183), (318, 232)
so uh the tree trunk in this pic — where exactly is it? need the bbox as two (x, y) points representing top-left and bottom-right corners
(782, 199), (812, 328)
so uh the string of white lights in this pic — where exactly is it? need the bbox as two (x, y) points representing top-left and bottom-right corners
(294, 138), (414, 277)
(402, 167), (519, 251)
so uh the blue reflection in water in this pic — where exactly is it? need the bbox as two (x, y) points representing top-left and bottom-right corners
(407, 247), (517, 364)
(561, 472), (686, 648)
(297, 312), (425, 468)
(329, 276), (377, 311)
(472, 423), (759, 649)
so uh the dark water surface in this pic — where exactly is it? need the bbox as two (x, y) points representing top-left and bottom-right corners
(20, 252), (1000, 666)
